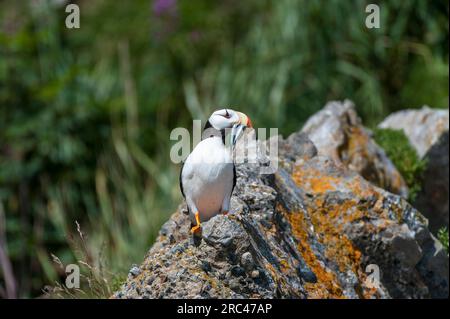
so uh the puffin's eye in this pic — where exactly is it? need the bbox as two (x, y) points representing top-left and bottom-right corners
(218, 109), (231, 119)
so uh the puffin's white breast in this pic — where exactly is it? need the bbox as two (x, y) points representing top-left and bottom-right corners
(182, 137), (234, 221)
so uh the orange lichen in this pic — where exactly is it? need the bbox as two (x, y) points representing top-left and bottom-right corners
(278, 203), (344, 298)
(292, 163), (380, 199)
(288, 163), (380, 299)
(292, 167), (341, 193)
(310, 204), (362, 274)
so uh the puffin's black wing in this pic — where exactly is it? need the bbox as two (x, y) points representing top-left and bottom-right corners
(179, 161), (185, 198)
(232, 164), (236, 195)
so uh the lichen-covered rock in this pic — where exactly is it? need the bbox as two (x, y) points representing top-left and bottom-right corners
(113, 103), (448, 299)
(379, 107), (449, 233)
(283, 152), (447, 298)
(301, 100), (408, 198)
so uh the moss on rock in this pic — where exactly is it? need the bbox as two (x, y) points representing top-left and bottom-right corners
(373, 128), (427, 202)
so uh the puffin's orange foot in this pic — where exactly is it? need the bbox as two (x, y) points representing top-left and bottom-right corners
(191, 211), (202, 234)
(190, 224), (202, 234)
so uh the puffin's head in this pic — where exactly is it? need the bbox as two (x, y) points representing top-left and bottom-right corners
(204, 109), (253, 145)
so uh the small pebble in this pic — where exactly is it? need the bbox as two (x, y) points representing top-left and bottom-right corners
(240, 252), (254, 271)
(147, 275), (155, 285)
(144, 285), (153, 293)
(129, 265), (141, 277)
(230, 280), (240, 290)
(231, 265), (246, 277)
(201, 260), (212, 273)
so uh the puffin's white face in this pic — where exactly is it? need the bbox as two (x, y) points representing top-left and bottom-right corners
(206, 109), (253, 145)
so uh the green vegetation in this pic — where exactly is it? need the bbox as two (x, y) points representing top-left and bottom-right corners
(44, 223), (124, 298)
(373, 128), (427, 202)
(438, 227), (449, 254)
(0, 1), (448, 298)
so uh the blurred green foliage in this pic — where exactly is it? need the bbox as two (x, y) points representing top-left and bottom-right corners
(373, 128), (427, 202)
(0, 0), (448, 297)
(437, 227), (449, 254)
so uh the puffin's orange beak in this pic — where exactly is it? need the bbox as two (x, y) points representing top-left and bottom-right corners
(231, 111), (252, 146)
(236, 112), (253, 128)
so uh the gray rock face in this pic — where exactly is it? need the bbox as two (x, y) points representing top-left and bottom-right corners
(378, 106), (449, 158)
(301, 100), (408, 198)
(415, 131), (449, 233)
(379, 107), (449, 233)
(113, 102), (448, 299)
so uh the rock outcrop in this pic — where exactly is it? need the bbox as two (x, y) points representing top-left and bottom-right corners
(301, 100), (409, 198)
(379, 107), (449, 234)
(114, 102), (448, 299)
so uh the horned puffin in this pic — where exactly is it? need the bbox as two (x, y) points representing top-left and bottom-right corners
(180, 109), (253, 236)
